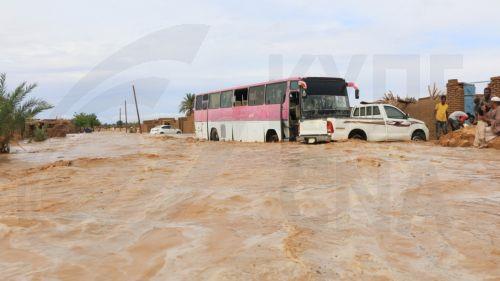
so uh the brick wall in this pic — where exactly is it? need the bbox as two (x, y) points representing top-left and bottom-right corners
(178, 114), (194, 133)
(490, 76), (500, 98)
(446, 79), (465, 113)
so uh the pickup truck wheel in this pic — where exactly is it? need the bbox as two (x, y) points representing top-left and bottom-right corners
(411, 130), (426, 141)
(348, 130), (367, 141)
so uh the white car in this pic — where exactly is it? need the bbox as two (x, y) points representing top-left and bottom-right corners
(150, 125), (182, 135)
(299, 104), (429, 143)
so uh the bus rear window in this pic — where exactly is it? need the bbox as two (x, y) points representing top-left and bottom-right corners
(202, 94), (208, 110)
(195, 95), (203, 110)
(249, 86), (265, 106)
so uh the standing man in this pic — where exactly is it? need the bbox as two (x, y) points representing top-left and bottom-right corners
(483, 87), (492, 109)
(448, 111), (469, 131)
(488, 96), (500, 136)
(474, 104), (489, 148)
(434, 95), (449, 139)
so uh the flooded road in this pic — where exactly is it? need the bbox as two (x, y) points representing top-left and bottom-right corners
(0, 132), (499, 280)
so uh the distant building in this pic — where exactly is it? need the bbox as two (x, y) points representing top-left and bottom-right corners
(25, 119), (77, 138)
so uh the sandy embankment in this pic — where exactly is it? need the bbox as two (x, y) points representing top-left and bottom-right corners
(0, 132), (499, 280)
(439, 126), (500, 149)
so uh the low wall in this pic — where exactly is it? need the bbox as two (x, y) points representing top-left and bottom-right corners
(403, 97), (438, 140)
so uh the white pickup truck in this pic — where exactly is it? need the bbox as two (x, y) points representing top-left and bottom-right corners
(298, 104), (429, 143)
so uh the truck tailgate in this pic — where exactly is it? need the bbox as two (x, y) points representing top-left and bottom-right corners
(300, 119), (327, 136)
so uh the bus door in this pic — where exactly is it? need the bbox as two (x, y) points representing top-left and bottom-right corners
(202, 94), (209, 139)
(288, 90), (301, 141)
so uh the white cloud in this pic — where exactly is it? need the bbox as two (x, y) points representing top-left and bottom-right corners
(1, 0), (500, 122)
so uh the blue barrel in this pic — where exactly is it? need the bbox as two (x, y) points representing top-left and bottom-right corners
(463, 83), (476, 115)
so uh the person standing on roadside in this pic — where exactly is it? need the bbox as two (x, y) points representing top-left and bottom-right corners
(483, 88), (492, 109)
(434, 95), (449, 139)
(488, 96), (500, 136)
(474, 104), (490, 148)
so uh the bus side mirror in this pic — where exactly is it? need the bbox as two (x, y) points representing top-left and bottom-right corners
(355, 89), (360, 99)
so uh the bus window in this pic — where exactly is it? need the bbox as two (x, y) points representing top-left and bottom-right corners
(202, 94), (209, 110)
(360, 107), (366, 117)
(209, 92), (220, 109)
(366, 106), (372, 116)
(249, 86), (265, 106)
(234, 88), (248, 107)
(373, 106), (381, 116)
(195, 95), (203, 110)
(220, 90), (233, 108)
(265, 82), (286, 104)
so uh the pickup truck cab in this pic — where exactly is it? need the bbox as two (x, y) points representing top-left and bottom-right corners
(298, 104), (429, 143)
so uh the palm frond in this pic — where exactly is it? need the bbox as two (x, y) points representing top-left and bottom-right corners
(179, 93), (196, 115)
(9, 82), (37, 107)
(0, 73), (6, 98)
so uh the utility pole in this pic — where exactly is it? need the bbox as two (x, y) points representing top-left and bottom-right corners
(124, 100), (128, 133)
(119, 107), (122, 131)
(132, 85), (142, 134)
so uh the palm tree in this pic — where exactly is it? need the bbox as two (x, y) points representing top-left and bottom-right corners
(0, 73), (53, 153)
(179, 93), (195, 116)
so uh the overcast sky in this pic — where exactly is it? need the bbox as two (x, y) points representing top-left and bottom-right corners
(1, 0), (500, 122)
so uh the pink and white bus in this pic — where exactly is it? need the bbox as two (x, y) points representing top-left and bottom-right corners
(194, 77), (359, 142)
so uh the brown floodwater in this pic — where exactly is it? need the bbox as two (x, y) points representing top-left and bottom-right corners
(0, 132), (499, 280)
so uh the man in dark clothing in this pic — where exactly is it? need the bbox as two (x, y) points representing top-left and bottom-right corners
(483, 88), (492, 108)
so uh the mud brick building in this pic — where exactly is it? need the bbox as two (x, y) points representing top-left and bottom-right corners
(25, 119), (77, 138)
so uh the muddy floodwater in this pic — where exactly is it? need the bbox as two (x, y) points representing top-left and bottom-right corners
(0, 132), (499, 281)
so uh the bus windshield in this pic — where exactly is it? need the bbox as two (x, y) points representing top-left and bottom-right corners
(302, 95), (348, 111)
(300, 77), (350, 118)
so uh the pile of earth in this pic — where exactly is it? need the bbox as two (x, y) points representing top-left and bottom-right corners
(439, 126), (499, 149)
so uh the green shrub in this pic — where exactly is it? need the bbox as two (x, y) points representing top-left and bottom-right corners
(33, 127), (48, 142)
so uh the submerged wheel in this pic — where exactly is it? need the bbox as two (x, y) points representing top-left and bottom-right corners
(411, 130), (426, 141)
(348, 130), (367, 141)
(210, 128), (219, 141)
(265, 130), (279, 142)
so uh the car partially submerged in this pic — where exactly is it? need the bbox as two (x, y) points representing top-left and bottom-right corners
(150, 125), (182, 135)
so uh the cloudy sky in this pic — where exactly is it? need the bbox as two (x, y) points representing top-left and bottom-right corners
(1, 0), (500, 122)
